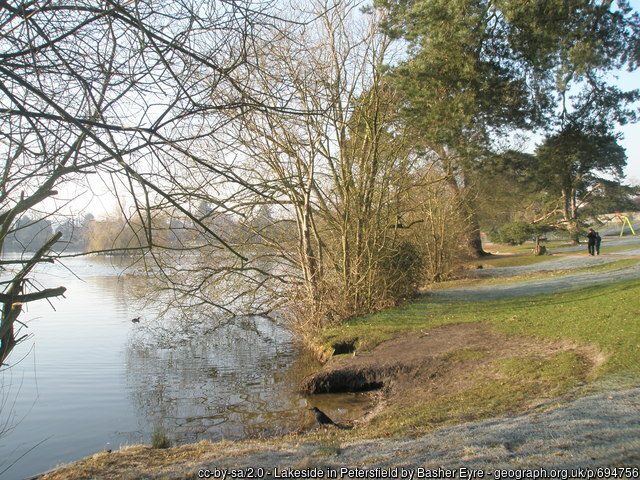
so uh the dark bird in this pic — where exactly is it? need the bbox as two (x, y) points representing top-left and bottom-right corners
(310, 407), (336, 426)
(131, 317), (140, 323)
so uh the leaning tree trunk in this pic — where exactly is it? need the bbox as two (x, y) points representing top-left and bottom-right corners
(466, 214), (489, 258)
(445, 172), (488, 258)
(0, 232), (66, 365)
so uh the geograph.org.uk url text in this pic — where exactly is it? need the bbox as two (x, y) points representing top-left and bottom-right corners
(197, 466), (640, 480)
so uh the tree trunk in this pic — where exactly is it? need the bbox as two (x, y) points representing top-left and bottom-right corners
(562, 188), (580, 244)
(466, 216), (488, 258)
(0, 232), (64, 365)
(444, 171), (488, 258)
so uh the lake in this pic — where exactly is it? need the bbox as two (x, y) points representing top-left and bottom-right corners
(0, 256), (365, 479)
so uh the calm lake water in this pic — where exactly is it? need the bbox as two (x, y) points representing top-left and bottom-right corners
(0, 256), (365, 479)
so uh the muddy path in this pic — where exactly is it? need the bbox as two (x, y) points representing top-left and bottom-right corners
(299, 321), (607, 446)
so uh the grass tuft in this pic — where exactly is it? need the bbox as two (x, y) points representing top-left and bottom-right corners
(151, 427), (171, 449)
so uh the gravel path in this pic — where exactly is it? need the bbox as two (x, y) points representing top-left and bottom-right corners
(431, 235), (640, 302)
(468, 255), (619, 278)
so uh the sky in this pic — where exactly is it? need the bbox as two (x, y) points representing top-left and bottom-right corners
(45, 1), (640, 220)
(618, 123), (639, 185)
(616, 0), (640, 185)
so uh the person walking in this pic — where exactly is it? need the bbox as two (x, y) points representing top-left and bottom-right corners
(586, 228), (597, 256)
(595, 231), (602, 255)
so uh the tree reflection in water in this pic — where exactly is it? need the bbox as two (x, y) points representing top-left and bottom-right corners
(125, 315), (321, 443)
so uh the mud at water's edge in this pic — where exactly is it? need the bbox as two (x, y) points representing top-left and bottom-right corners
(299, 322), (606, 427)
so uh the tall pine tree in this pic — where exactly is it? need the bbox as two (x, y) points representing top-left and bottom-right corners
(378, 0), (640, 254)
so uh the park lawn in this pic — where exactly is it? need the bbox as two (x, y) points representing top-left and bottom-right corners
(320, 277), (640, 375)
(315, 277), (640, 437)
(482, 239), (574, 255)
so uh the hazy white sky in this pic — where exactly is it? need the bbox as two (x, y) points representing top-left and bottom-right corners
(48, 2), (640, 219)
(618, 121), (639, 185)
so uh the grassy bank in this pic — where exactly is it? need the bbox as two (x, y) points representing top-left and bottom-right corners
(314, 276), (640, 437)
(320, 277), (640, 373)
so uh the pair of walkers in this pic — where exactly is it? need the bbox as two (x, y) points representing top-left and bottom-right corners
(586, 228), (601, 256)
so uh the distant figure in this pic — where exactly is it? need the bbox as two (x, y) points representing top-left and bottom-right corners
(586, 229), (597, 256)
(595, 231), (602, 255)
(310, 407), (336, 426)
(131, 317), (140, 323)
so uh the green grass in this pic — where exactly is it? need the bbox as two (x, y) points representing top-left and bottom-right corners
(360, 350), (591, 438)
(151, 427), (171, 449)
(319, 277), (640, 374)
(490, 283), (640, 375)
(484, 239), (575, 253)
(494, 352), (586, 391)
(315, 275), (640, 439)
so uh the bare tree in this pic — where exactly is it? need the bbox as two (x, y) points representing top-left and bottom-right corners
(151, 0), (451, 334)
(0, 0), (464, 361)
(0, 0), (287, 365)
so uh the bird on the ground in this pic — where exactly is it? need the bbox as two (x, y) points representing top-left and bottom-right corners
(310, 407), (336, 426)
(131, 317), (140, 323)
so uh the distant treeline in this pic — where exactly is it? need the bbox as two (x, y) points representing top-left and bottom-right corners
(1, 205), (283, 255)
(2, 215), (56, 253)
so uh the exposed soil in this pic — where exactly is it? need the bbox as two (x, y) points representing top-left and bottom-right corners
(301, 322), (605, 425)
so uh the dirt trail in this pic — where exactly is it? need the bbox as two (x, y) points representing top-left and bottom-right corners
(301, 323), (603, 396)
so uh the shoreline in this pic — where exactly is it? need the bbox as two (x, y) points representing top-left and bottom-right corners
(33, 242), (640, 478)
(37, 380), (640, 479)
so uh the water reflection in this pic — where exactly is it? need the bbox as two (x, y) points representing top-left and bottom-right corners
(125, 316), (321, 442)
(0, 256), (371, 480)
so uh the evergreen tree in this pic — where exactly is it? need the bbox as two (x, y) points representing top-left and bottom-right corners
(534, 128), (627, 241)
(378, 0), (640, 254)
